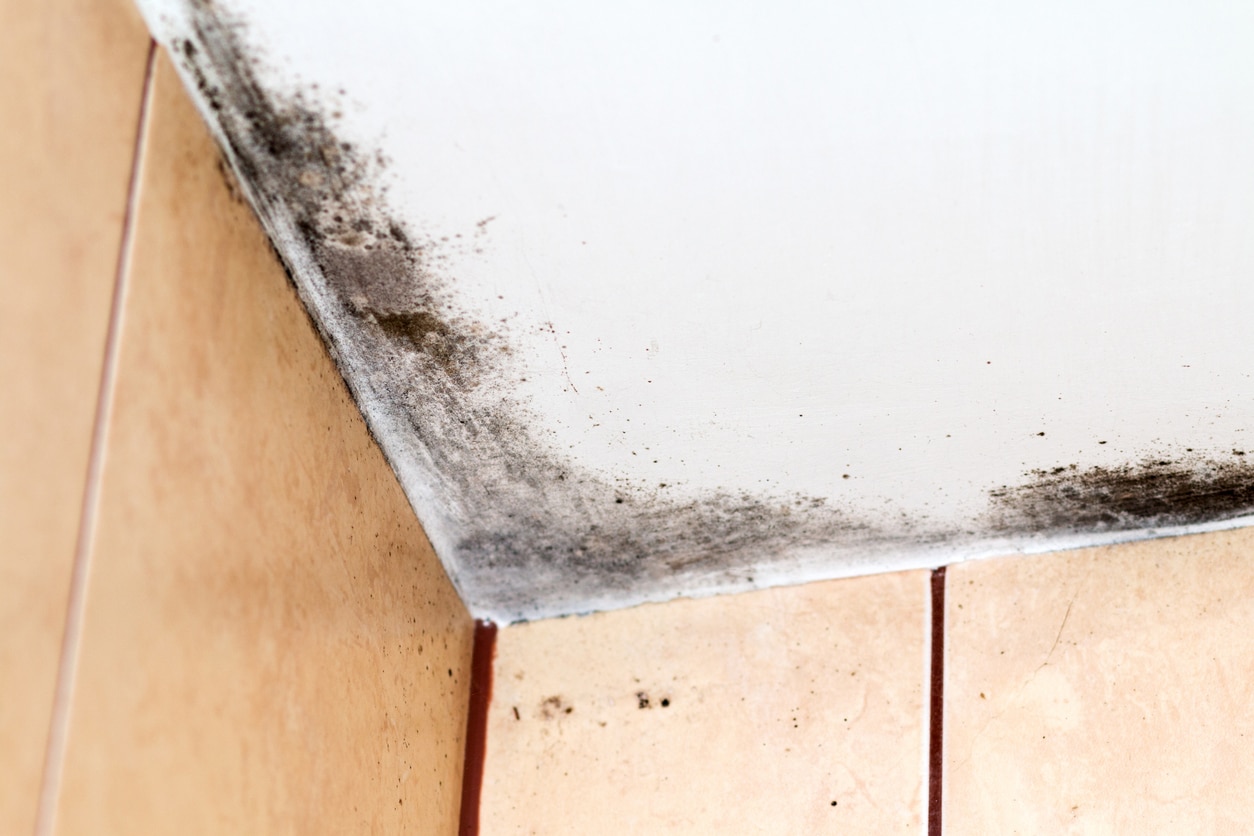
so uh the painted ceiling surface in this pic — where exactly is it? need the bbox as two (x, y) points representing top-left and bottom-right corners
(137, 0), (1254, 621)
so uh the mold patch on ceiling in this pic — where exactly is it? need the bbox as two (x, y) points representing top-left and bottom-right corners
(988, 454), (1254, 535)
(163, 2), (920, 621)
(141, 1), (1254, 621)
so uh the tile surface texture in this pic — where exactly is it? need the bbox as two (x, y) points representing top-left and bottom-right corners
(944, 529), (1254, 834)
(51, 54), (473, 834)
(0, 0), (151, 831)
(481, 572), (930, 834)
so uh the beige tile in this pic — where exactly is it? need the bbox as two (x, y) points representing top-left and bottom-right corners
(52, 53), (473, 835)
(944, 529), (1254, 834)
(0, 0), (151, 831)
(481, 572), (930, 834)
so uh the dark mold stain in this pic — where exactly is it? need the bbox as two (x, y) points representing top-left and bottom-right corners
(374, 310), (474, 377)
(166, 3), (1254, 621)
(633, 691), (670, 709)
(989, 453), (1254, 534)
(167, 2), (884, 620)
(539, 696), (573, 719)
(214, 154), (246, 205)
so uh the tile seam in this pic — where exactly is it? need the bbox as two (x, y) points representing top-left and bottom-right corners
(928, 566), (947, 836)
(32, 39), (158, 836)
(457, 620), (498, 836)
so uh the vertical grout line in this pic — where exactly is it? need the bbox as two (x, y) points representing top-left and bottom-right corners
(32, 40), (158, 836)
(457, 620), (498, 836)
(928, 566), (947, 836)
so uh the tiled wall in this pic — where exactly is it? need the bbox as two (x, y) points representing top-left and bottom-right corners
(944, 529), (1254, 833)
(478, 527), (1254, 834)
(9, 4), (1254, 835)
(480, 571), (932, 832)
(1, 3), (474, 831)
(1, 0), (152, 830)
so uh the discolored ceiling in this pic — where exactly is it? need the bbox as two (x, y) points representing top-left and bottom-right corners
(136, 0), (1254, 621)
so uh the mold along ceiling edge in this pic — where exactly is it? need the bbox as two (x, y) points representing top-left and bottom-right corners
(133, 0), (1254, 622)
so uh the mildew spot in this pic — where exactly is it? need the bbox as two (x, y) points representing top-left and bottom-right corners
(374, 310), (477, 378)
(988, 453), (1254, 533)
(538, 696), (573, 719)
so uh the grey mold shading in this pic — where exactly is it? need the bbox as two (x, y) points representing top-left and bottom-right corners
(164, 3), (1254, 620)
(166, 2), (890, 620)
(988, 453), (1254, 534)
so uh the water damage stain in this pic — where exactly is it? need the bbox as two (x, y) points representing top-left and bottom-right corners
(988, 453), (1254, 534)
(167, 2), (885, 620)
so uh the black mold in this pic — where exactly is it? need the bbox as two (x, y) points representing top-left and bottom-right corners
(170, 3), (883, 619)
(170, 4), (1254, 620)
(989, 453), (1254, 533)
(539, 696), (573, 719)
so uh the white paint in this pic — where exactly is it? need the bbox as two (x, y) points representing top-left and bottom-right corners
(137, 0), (1254, 619)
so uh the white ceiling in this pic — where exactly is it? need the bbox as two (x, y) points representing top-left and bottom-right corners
(138, 0), (1254, 621)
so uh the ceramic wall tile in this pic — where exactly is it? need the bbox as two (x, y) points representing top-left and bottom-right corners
(51, 54), (473, 835)
(481, 571), (930, 834)
(944, 529), (1254, 834)
(0, 0), (151, 830)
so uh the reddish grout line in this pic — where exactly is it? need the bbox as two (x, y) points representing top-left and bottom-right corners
(32, 40), (158, 836)
(457, 620), (498, 836)
(928, 566), (947, 836)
